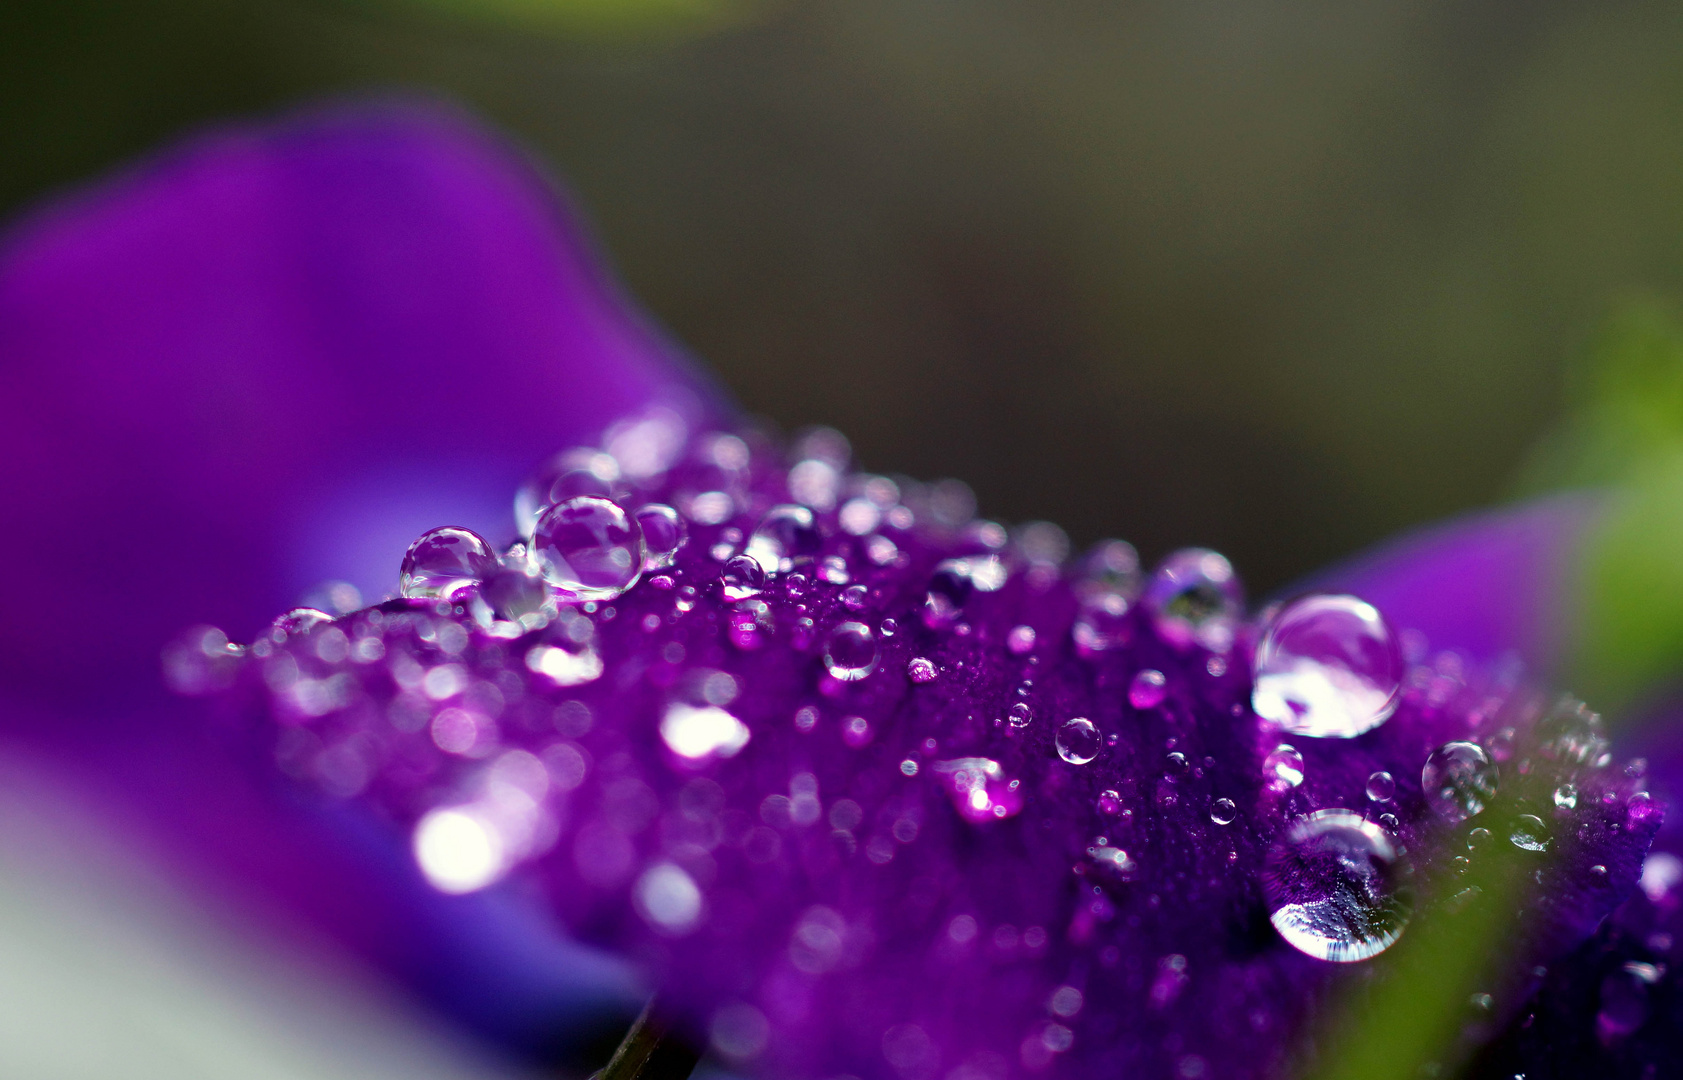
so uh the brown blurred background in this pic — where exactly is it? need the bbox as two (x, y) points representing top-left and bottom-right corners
(9, 0), (1683, 594)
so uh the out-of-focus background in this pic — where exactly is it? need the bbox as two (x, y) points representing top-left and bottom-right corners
(15, 0), (1683, 596)
(10, 2), (1683, 1077)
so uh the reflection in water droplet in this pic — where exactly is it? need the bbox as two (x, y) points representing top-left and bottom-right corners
(1129, 669), (1168, 709)
(721, 555), (766, 601)
(1143, 548), (1243, 652)
(1422, 742), (1498, 823)
(1554, 783), (1579, 810)
(401, 527), (497, 600)
(1510, 814), (1551, 852)
(1055, 718), (1101, 765)
(1252, 595), (1402, 739)
(1008, 702), (1034, 728)
(1210, 798), (1238, 826)
(1365, 771), (1396, 803)
(469, 568), (552, 637)
(530, 496), (644, 601)
(634, 504), (686, 569)
(934, 758), (1023, 822)
(1264, 744), (1305, 792)
(923, 556), (1006, 627)
(747, 505), (820, 575)
(824, 622), (879, 682)
(514, 448), (620, 537)
(1264, 809), (1412, 962)
(907, 657), (938, 683)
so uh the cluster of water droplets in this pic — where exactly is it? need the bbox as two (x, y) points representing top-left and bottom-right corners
(169, 412), (1665, 1080)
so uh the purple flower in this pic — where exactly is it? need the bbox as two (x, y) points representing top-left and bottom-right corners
(4, 102), (1678, 1079)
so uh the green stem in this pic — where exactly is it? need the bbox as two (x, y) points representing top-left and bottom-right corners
(591, 1000), (700, 1080)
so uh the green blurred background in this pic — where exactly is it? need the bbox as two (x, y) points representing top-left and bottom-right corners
(11, 0), (1683, 598)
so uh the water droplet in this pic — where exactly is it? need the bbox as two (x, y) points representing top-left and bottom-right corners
(1097, 789), (1123, 816)
(1366, 771), (1396, 803)
(1264, 744), (1305, 792)
(1055, 718), (1101, 765)
(1008, 702), (1034, 728)
(843, 584), (869, 611)
(1164, 751), (1189, 778)
(1378, 813), (1399, 832)
(529, 496), (644, 601)
(907, 657), (938, 683)
(1087, 845), (1137, 880)
(824, 622), (879, 682)
(469, 567), (552, 637)
(1143, 548), (1243, 651)
(900, 759), (919, 777)
(1008, 625), (1038, 654)
(1129, 669), (1168, 709)
(746, 504), (820, 575)
(1078, 539), (1142, 597)
(1510, 814), (1550, 852)
(1071, 592), (1132, 655)
(1597, 962), (1660, 1045)
(1554, 783), (1579, 810)
(1210, 798), (1238, 825)
(1263, 809), (1413, 962)
(1252, 595), (1402, 739)
(400, 527), (497, 600)
(272, 608), (333, 636)
(721, 555), (766, 601)
(922, 556), (1007, 627)
(934, 758), (1023, 822)
(1422, 742), (1497, 823)
(634, 504), (686, 569)
(1468, 827), (1493, 850)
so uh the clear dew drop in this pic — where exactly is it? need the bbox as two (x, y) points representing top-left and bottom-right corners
(1210, 798), (1238, 826)
(746, 504), (820, 575)
(514, 447), (620, 538)
(1055, 718), (1101, 765)
(922, 556), (1006, 627)
(824, 622), (879, 682)
(529, 495), (644, 601)
(1509, 814), (1551, 853)
(907, 657), (938, 683)
(1264, 744), (1305, 792)
(634, 504), (686, 570)
(1251, 594), (1403, 739)
(1554, 783), (1579, 810)
(469, 567), (553, 637)
(1422, 741), (1498, 823)
(1142, 548), (1243, 652)
(721, 555), (766, 601)
(1365, 771), (1396, 803)
(272, 608), (333, 637)
(1128, 669), (1168, 709)
(1007, 702), (1034, 728)
(400, 526), (497, 600)
(1263, 809), (1413, 962)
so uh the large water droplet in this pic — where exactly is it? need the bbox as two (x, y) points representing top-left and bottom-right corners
(907, 657), (938, 683)
(721, 555), (766, 602)
(635, 504), (687, 569)
(1264, 809), (1413, 962)
(1055, 718), (1101, 765)
(400, 526), (497, 600)
(1143, 548), (1243, 651)
(1251, 595), (1402, 738)
(1128, 669), (1168, 709)
(1365, 771), (1396, 803)
(1264, 744), (1305, 792)
(922, 556), (1007, 627)
(1210, 798), (1238, 825)
(530, 496), (644, 601)
(933, 758), (1022, 822)
(746, 505), (820, 575)
(1422, 742), (1497, 823)
(824, 622), (879, 682)
(1509, 814), (1550, 852)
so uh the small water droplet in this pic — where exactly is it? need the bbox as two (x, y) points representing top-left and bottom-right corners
(1210, 798), (1238, 826)
(1264, 809), (1413, 962)
(1366, 771), (1396, 803)
(1378, 813), (1399, 832)
(400, 527), (497, 600)
(1468, 827), (1493, 850)
(634, 504), (686, 569)
(923, 556), (1006, 627)
(530, 496), (644, 601)
(1008, 702), (1034, 728)
(1129, 669), (1168, 709)
(272, 608), (333, 636)
(1553, 783), (1579, 810)
(1008, 625), (1038, 654)
(1055, 718), (1101, 765)
(824, 622), (879, 682)
(1264, 744), (1305, 792)
(747, 504), (820, 575)
(1072, 592), (1132, 654)
(907, 657), (938, 683)
(843, 584), (869, 610)
(721, 555), (766, 601)
(1252, 595), (1403, 739)
(1143, 548), (1243, 652)
(900, 759), (919, 776)
(1510, 814), (1550, 852)
(1422, 742), (1497, 823)
(1164, 751), (1189, 778)
(1097, 789), (1123, 816)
